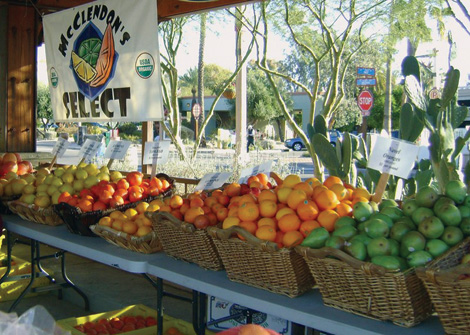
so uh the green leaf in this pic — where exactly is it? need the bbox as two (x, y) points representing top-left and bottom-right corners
(401, 56), (421, 82)
(342, 133), (352, 176)
(307, 124), (315, 140)
(452, 106), (467, 129)
(415, 169), (433, 190)
(313, 114), (327, 137)
(400, 103), (424, 142)
(441, 68), (460, 108)
(404, 76), (427, 112)
(312, 133), (342, 177)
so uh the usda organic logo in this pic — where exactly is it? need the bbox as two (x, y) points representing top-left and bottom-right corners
(50, 67), (58, 88)
(135, 53), (155, 79)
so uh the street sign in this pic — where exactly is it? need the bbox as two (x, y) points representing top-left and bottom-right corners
(356, 78), (377, 86)
(192, 103), (201, 119)
(357, 90), (374, 116)
(357, 67), (376, 77)
(429, 87), (440, 99)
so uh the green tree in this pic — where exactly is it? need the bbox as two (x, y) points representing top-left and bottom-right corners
(179, 64), (232, 96)
(37, 83), (53, 130)
(367, 86), (403, 131)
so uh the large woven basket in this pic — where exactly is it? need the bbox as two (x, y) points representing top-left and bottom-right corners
(8, 200), (64, 226)
(54, 173), (175, 237)
(416, 238), (470, 334)
(295, 246), (432, 327)
(0, 195), (20, 214)
(209, 226), (315, 298)
(149, 211), (224, 271)
(89, 224), (162, 254)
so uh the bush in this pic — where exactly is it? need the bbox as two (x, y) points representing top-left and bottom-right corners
(118, 123), (140, 136)
(120, 134), (141, 144)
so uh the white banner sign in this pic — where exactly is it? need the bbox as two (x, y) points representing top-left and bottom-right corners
(143, 141), (170, 165)
(239, 161), (273, 184)
(43, 0), (164, 122)
(51, 137), (70, 158)
(104, 140), (131, 160)
(78, 139), (102, 162)
(367, 136), (420, 179)
(195, 172), (232, 191)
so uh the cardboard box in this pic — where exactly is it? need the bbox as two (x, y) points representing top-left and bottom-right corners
(57, 304), (161, 335)
(207, 296), (292, 335)
(0, 255), (52, 302)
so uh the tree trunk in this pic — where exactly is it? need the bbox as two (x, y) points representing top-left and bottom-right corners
(383, 54), (392, 135)
(197, 13), (207, 147)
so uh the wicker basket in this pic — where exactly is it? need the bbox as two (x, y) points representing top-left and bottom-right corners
(8, 200), (64, 226)
(0, 195), (20, 214)
(209, 226), (315, 298)
(54, 173), (175, 237)
(416, 238), (470, 334)
(89, 224), (162, 253)
(149, 211), (224, 271)
(296, 246), (432, 327)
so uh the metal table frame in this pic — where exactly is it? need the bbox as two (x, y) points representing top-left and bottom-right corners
(1, 215), (445, 335)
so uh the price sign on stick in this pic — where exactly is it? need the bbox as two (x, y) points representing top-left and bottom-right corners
(143, 141), (170, 178)
(239, 161), (273, 184)
(50, 137), (70, 169)
(367, 136), (419, 202)
(195, 172), (232, 191)
(104, 140), (131, 169)
(78, 139), (102, 164)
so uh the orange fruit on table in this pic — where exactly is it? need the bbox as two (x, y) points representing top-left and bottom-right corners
(314, 189), (340, 211)
(287, 189), (308, 210)
(170, 209), (184, 221)
(278, 213), (301, 233)
(239, 193), (257, 205)
(259, 200), (277, 218)
(190, 196), (205, 208)
(161, 179), (170, 191)
(149, 177), (163, 190)
(222, 216), (240, 229)
(111, 219), (125, 231)
(276, 187), (293, 204)
(317, 209), (340, 232)
(92, 201), (107, 211)
(125, 208), (138, 219)
(282, 230), (304, 247)
(329, 183), (349, 201)
(255, 225), (277, 242)
(98, 216), (112, 227)
(296, 200), (319, 221)
(257, 217), (277, 229)
(283, 174), (302, 188)
(293, 182), (314, 198)
(336, 202), (353, 217)
(217, 194), (230, 206)
(77, 199), (93, 212)
(238, 202), (260, 222)
(323, 175), (343, 189)
(257, 189), (277, 203)
(204, 196), (219, 208)
(275, 207), (295, 221)
(352, 196), (369, 205)
(211, 189), (223, 199)
(135, 201), (149, 214)
(275, 230), (285, 248)
(110, 211), (127, 220)
(216, 207), (229, 222)
(184, 206), (205, 224)
(122, 221), (138, 235)
(312, 185), (328, 199)
(239, 221), (257, 235)
(352, 187), (371, 201)
(305, 177), (322, 189)
(227, 206), (239, 218)
(169, 195), (184, 209)
(299, 220), (321, 237)
(256, 173), (269, 186)
(247, 175), (260, 186)
(224, 183), (241, 197)
(135, 225), (152, 237)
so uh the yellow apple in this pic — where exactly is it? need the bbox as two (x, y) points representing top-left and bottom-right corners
(53, 167), (66, 178)
(61, 172), (75, 184)
(110, 171), (123, 182)
(84, 163), (99, 176)
(84, 175), (100, 189)
(74, 168), (88, 181)
(73, 179), (84, 192)
(21, 193), (35, 205)
(34, 194), (51, 208)
(23, 184), (36, 195)
(11, 179), (28, 195)
(96, 172), (110, 182)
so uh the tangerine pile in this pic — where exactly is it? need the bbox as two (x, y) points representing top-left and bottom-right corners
(97, 200), (162, 237)
(163, 173), (372, 248)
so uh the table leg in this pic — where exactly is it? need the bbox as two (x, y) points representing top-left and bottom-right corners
(59, 251), (90, 310)
(192, 291), (207, 335)
(0, 230), (13, 285)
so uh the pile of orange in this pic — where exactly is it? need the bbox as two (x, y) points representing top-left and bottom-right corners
(162, 173), (372, 249)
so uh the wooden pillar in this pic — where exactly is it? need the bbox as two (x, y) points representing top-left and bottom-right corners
(7, 5), (37, 153)
(141, 121), (153, 174)
(0, 5), (7, 152)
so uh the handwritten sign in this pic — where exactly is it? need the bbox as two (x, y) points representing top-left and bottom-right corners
(239, 161), (273, 184)
(51, 137), (70, 158)
(104, 140), (132, 160)
(78, 139), (102, 162)
(367, 136), (419, 179)
(195, 172), (232, 191)
(143, 141), (170, 165)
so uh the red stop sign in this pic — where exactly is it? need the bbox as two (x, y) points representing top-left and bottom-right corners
(357, 90), (373, 116)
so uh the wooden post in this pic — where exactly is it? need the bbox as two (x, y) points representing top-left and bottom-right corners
(371, 173), (390, 203)
(142, 122), (154, 175)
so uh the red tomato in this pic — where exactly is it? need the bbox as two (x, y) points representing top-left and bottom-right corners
(126, 171), (143, 187)
(109, 195), (125, 208)
(116, 178), (130, 190)
(93, 201), (108, 211)
(114, 188), (128, 200)
(98, 190), (113, 205)
(145, 316), (157, 326)
(128, 190), (143, 203)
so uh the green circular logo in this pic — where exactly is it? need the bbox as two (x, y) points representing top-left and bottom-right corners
(135, 53), (155, 79)
(50, 67), (59, 88)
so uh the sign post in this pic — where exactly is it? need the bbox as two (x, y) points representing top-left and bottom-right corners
(357, 89), (374, 138)
(192, 103), (201, 141)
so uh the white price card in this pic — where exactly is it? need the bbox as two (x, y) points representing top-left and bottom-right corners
(143, 141), (170, 165)
(238, 161), (273, 184)
(51, 137), (70, 158)
(78, 139), (102, 162)
(195, 172), (232, 191)
(367, 136), (420, 179)
(104, 140), (132, 160)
